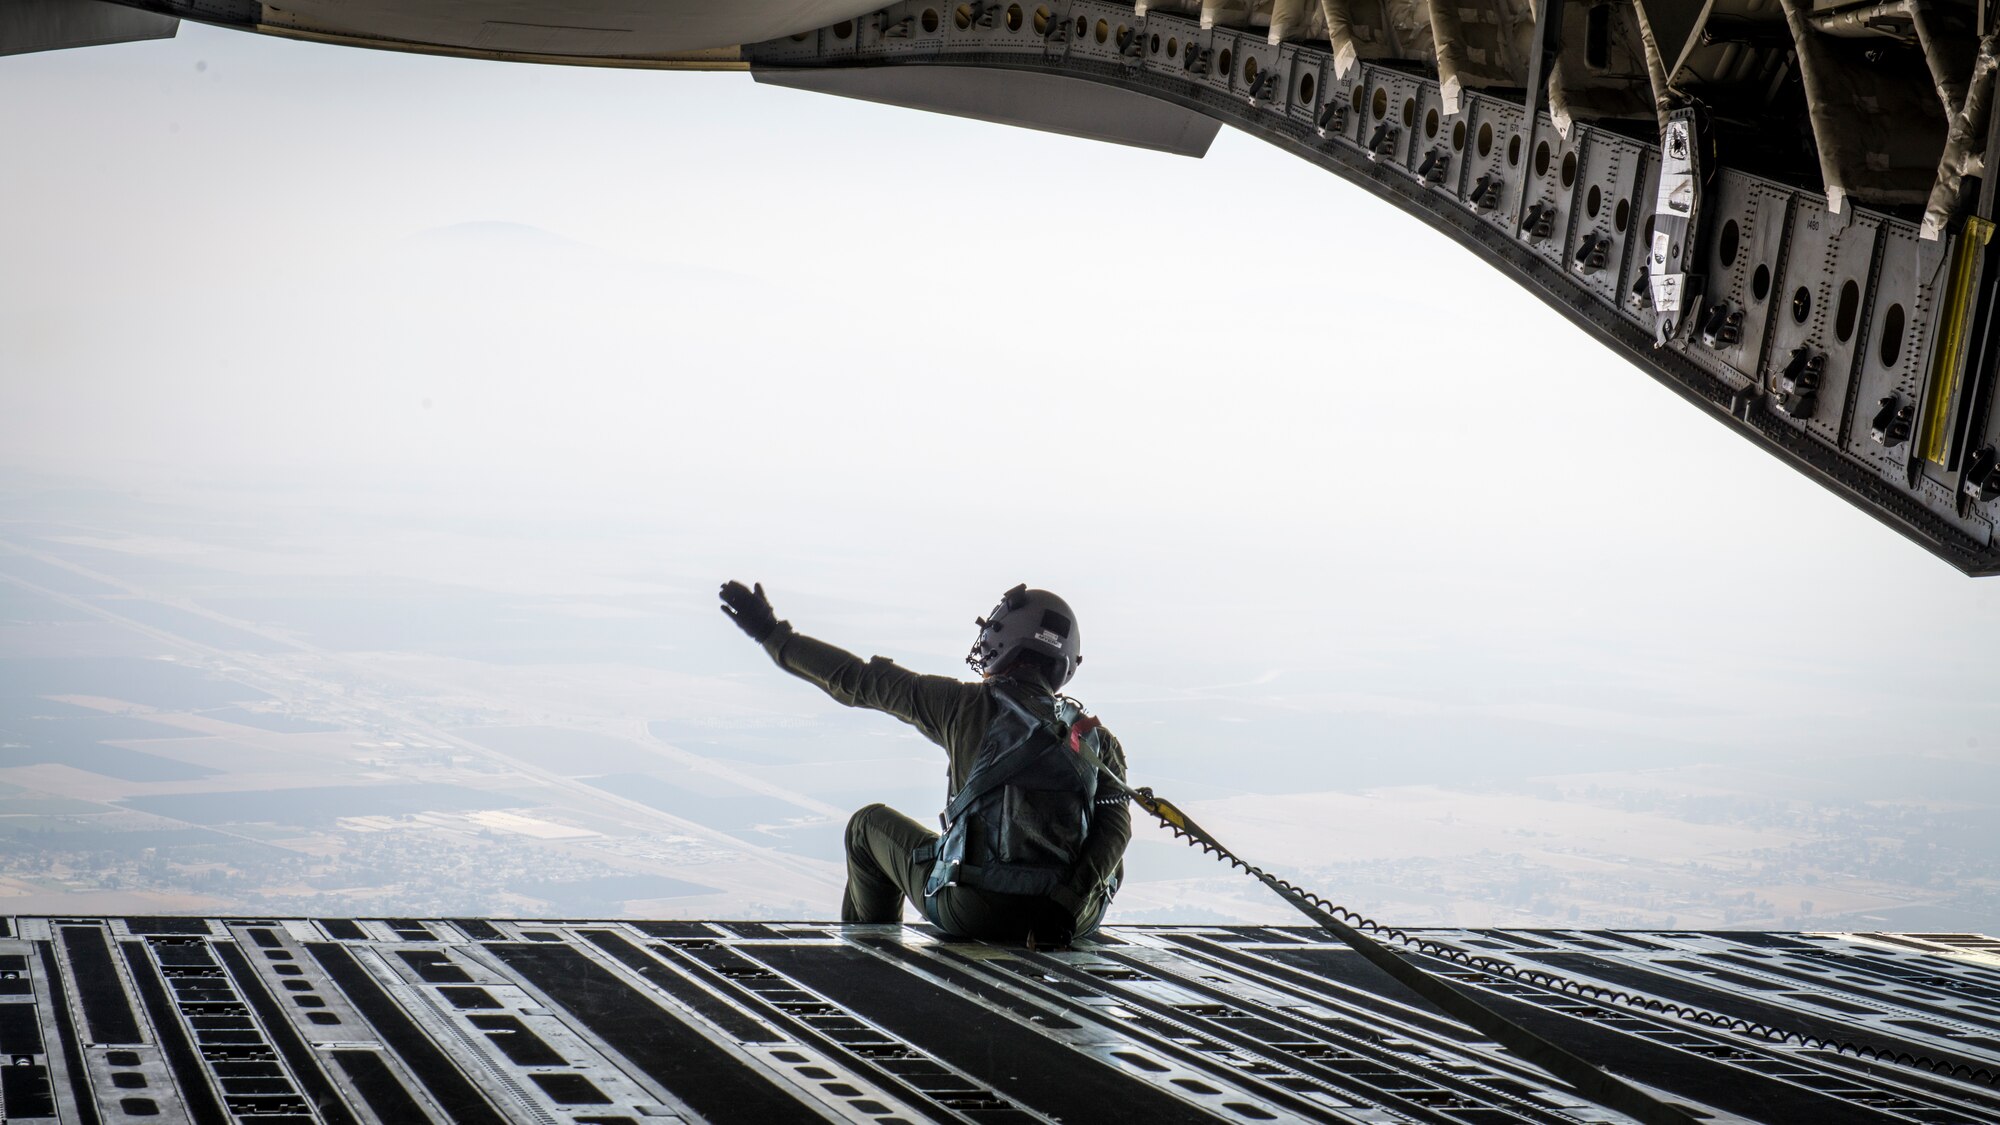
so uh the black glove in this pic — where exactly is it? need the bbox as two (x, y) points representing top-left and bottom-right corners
(719, 580), (779, 643)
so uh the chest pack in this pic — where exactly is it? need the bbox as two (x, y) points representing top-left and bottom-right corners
(922, 683), (1099, 899)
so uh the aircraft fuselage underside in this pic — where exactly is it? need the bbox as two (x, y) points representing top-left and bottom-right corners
(21, 0), (2000, 572)
(742, 2), (2000, 575)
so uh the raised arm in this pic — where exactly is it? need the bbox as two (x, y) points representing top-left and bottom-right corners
(720, 580), (976, 750)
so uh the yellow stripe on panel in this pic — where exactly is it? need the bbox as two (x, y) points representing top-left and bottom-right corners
(1922, 216), (1994, 466)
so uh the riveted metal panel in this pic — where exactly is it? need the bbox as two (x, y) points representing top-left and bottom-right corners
(1892, 256), (1993, 538)
(1320, 61), (1368, 147)
(1659, 173), (1776, 394)
(1106, 8), (1145, 63)
(1184, 24), (1232, 93)
(1565, 131), (1647, 307)
(817, 16), (861, 59)
(1366, 69), (1426, 172)
(743, 24), (822, 62)
(1219, 28), (1279, 102)
(1135, 18), (1168, 66)
(1201, 25), (1244, 95)
(1403, 84), (1458, 188)
(1765, 196), (1870, 449)
(1516, 119), (1582, 273)
(1859, 229), (1991, 538)
(1280, 44), (1328, 131)
(1851, 225), (1934, 479)
(864, 3), (944, 60)
(1459, 94), (1527, 238)
(1156, 16), (1202, 70)
(1174, 23), (1221, 87)
(1697, 177), (1789, 390)
(1066, 5), (1126, 64)
(968, 0), (1051, 56)
(854, 8), (887, 51)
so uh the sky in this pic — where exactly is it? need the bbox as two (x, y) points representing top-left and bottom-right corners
(3, 21), (1999, 926)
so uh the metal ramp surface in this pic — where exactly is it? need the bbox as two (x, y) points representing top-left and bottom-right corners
(2, 917), (1998, 1122)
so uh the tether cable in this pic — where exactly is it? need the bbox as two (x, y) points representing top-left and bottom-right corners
(1114, 783), (1703, 1125)
(1077, 767), (2000, 1117)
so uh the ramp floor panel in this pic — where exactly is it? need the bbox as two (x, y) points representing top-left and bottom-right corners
(0, 919), (1994, 1123)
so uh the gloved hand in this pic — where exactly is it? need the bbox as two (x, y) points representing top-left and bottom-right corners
(719, 580), (779, 643)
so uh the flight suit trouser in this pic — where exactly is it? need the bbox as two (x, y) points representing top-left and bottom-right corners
(841, 803), (1106, 943)
(840, 803), (935, 924)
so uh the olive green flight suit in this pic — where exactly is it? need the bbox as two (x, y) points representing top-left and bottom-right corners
(760, 622), (1130, 941)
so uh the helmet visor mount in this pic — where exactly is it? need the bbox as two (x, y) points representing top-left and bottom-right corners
(967, 584), (1081, 687)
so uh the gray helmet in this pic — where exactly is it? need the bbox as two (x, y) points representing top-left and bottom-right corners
(966, 584), (1081, 687)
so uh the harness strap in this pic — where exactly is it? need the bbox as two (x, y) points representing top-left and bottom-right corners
(941, 686), (1067, 827)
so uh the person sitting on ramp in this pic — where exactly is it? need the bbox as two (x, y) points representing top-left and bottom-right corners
(719, 580), (1129, 946)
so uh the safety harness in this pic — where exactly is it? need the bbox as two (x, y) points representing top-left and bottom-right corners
(921, 682), (1099, 901)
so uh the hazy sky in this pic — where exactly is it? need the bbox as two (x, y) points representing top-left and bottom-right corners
(5, 23), (1999, 817)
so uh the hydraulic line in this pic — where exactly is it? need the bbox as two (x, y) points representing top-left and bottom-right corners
(1092, 773), (2000, 1109)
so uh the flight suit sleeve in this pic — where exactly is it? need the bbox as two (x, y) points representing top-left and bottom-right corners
(761, 622), (975, 751)
(1066, 728), (1131, 907)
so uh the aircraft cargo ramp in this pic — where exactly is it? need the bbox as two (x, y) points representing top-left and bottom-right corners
(1, 917), (1997, 1122)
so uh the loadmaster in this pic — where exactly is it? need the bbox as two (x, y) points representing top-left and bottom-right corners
(720, 581), (1130, 946)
